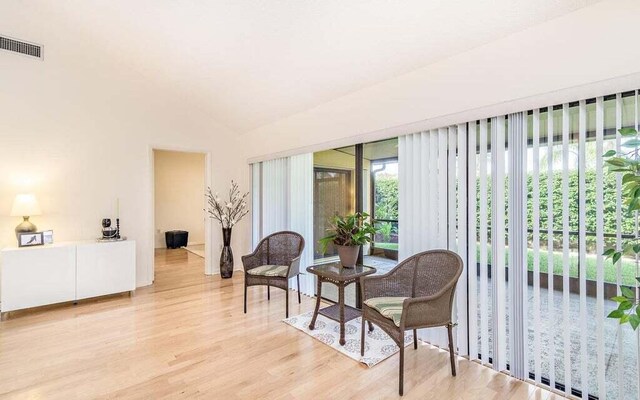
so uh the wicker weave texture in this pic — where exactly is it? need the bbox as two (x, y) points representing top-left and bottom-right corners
(242, 231), (305, 318)
(242, 231), (304, 277)
(360, 249), (463, 395)
(362, 249), (463, 329)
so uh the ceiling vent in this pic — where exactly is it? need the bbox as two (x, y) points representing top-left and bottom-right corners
(0, 35), (43, 59)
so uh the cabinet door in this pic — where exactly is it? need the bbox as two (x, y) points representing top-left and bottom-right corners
(1, 245), (76, 312)
(76, 241), (136, 300)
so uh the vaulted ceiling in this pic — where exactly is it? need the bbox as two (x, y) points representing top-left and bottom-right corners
(1, 0), (603, 133)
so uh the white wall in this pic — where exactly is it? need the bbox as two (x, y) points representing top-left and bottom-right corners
(2, 0), (639, 289)
(153, 150), (206, 248)
(241, 0), (640, 162)
(0, 9), (251, 286)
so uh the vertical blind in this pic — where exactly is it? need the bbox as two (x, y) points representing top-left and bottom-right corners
(399, 128), (458, 348)
(251, 154), (315, 296)
(398, 90), (639, 400)
(249, 90), (640, 399)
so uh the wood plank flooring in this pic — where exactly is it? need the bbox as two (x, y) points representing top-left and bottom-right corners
(0, 249), (564, 399)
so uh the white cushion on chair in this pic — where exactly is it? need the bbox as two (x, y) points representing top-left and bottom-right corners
(246, 265), (289, 277)
(364, 297), (407, 327)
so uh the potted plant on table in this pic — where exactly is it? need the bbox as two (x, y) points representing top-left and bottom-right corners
(319, 212), (377, 268)
(206, 181), (249, 279)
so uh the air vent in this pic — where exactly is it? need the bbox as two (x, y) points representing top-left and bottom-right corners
(0, 35), (42, 59)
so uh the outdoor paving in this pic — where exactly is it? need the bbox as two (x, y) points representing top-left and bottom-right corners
(481, 277), (637, 400)
(315, 257), (637, 399)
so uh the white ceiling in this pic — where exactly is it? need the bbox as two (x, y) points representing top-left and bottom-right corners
(2, 0), (603, 133)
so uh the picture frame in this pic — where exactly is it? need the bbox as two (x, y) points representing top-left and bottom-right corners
(18, 232), (44, 247)
(42, 230), (53, 244)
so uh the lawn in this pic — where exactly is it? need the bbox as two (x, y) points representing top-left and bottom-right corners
(374, 242), (398, 251)
(480, 245), (638, 286)
(374, 242), (637, 285)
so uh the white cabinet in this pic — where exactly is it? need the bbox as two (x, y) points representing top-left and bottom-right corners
(76, 241), (136, 300)
(0, 244), (76, 312)
(0, 240), (136, 314)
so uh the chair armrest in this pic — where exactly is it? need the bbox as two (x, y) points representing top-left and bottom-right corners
(241, 248), (264, 271)
(400, 288), (456, 329)
(286, 255), (302, 277)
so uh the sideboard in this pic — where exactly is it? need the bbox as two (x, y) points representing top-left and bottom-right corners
(0, 240), (136, 318)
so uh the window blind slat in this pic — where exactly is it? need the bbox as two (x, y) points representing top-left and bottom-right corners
(561, 103), (571, 395)
(438, 128), (449, 249)
(429, 130), (438, 250)
(578, 100), (589, 399)
(251, 163), (262, 248)
(491, 116), (507, 372)
(595, 96), (606, 399)
(456, 123), (469, 357)
(467, 121), (478, 361)
(546, 107), (556, 388)
(448, 127), (458, 251)
(532, 109), (542, 385)
(479, 119), (490, 365)
(447, 126), (459, 359)
(615, 93), (624, 399)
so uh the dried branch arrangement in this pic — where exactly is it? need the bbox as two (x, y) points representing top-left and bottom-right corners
(206, 180), (249, 229)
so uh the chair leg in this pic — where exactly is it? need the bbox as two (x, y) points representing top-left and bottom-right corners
(267, 285), (270, 300)
(285, 284), (289, 318)
(399, 334), (405, 396)
(447, 324), (457, 376)
(297, 275), (301, 304)
(413, 329), (417, 350)
(360, 315), (366, 356)
(244, 281), (247, 314)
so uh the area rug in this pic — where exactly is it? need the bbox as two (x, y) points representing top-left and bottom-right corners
(284, 311), (413, 367)
(184, 244), (204, 258)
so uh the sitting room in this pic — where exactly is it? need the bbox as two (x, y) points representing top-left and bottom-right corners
(1, 1), (639, 399)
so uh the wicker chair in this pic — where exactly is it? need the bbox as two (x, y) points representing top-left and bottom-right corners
(360, 249), (463, 396)
(242, 231), (305, 318)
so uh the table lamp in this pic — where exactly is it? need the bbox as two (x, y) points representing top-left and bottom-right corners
(10, 194), (42, 239)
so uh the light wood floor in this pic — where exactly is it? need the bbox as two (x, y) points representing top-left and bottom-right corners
(0, 249), (564, 399)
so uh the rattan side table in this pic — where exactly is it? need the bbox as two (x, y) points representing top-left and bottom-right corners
(306, 262), (376, 345)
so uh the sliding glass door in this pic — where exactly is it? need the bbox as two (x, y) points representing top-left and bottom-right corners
(313, 167), (354, 259)
(394, 90), (639, 399)
(462, 92), (640, 399)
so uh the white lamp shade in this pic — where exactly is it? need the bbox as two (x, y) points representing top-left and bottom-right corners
(10, 194), (42, 217)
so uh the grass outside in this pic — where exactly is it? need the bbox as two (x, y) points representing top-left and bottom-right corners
(374, 242), (398, 251)
(479, 245), (638, 286)
(374, 241), (637, 285)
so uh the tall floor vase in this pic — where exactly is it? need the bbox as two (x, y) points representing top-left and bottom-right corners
(220, 227), (234, 278)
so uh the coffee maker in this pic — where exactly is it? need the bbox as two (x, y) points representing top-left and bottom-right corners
(101, 218), (120, 240)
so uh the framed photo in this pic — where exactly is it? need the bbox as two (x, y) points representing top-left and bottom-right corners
(42, 230), (53, 244)
(18, 232), (44, 247)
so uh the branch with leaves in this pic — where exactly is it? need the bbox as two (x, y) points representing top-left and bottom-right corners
(603, 127), (640, 330)
(206, 180), (249, 229)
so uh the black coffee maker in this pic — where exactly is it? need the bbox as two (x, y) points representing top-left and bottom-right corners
(101, 218), (119, 239)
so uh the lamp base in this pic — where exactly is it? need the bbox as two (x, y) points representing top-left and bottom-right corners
(15, 216), (37, 239)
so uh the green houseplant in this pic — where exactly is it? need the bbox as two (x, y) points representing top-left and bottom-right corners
(603, 127), (640, 329)
(319, 212), (377, 268)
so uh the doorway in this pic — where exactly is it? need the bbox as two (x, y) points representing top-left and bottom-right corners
(152, 149), (208, 283)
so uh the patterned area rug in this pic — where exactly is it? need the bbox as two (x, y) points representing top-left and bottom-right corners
(284, 311), (413, 367)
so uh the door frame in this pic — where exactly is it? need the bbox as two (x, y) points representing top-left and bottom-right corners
(149, 145), (213, 281)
